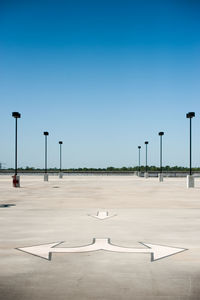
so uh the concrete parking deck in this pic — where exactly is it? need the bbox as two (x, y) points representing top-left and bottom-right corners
(0, 175), (200, 300)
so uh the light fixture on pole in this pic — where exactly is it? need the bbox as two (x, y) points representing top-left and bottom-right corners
(43, 131), (49, 181)
(158, 132), (164, 182)
(138, 146), (141, 176)
(59, 141), (63, 178)
(186, 112), (195, 188)
(144, 141), (149, 178)
(12, 112), (21, 187)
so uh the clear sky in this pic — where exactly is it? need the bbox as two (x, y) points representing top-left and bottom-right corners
(0, 0), (200, 169)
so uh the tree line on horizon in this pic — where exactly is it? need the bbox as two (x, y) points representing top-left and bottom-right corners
(3, 166), (200, 172)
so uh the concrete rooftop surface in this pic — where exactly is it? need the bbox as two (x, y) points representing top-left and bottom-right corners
(1, 175), (200, 300)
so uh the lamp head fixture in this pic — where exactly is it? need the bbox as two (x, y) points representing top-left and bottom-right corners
(12, 112), (21, 118)
(186, 112), (195, 118)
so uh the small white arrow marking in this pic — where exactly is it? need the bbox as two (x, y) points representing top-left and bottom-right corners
(90, 211), (117, 220)
(17, 239), (187, 261)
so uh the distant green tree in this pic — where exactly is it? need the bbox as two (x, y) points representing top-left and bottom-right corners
(107, 167), (115, 171)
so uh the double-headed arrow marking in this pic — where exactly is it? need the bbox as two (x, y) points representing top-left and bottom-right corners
(17, 238), (187, 261)
(89, 211), (117, 220)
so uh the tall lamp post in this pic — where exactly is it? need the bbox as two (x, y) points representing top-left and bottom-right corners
(158, 132), (164, 182)
(144, 141), (149, 178)
(138, 146), (141, 176)
(12, 112), (21, 187)
(59, 141), (63, 178)
(43, 131), (49, 181)
(186, 112), (195, 188)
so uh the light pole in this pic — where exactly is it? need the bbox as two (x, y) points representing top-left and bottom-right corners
(144, 141), (149, 178)
(186, 112), (195, 188)
(43, 131), (49, 181)
(59, 141), (63, 178)
(158, 132), (164, 182)
(12, 112), (21, 187)
(138, 146), (141, 176)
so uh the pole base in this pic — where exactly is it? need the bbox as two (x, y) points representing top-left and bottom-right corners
(12, 175), (20, 187)
(44, 174), (49, 182)
(138, 171), (141, 177)
(187, 175), (194, 188)
(158, 173), (164, 182)
(144, 172), (149, 178)
(59, 172), (63, 179)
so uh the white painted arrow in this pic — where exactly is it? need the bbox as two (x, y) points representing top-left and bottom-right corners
(89, 211), (117, 220)
(17, 238), (187, 261)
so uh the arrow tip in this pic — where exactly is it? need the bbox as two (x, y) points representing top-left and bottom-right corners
(90, 211), (117, 220)
(142, 243), (187, 261)
(17, 242), (63, 260)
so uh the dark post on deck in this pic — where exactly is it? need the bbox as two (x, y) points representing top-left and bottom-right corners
(12, 112), (21, 188)
(43, 132), (49, 174)
(138, 146), (141, 172)
(186, 112), (195, 175)
(144, 141), (149, 173)
(59, 141), (63, 172)
(158, 132), (164, 174)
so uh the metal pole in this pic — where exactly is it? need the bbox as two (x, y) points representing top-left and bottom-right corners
(190, 117), (192, 176)
(139, 148), (141, 172)
(160, 135), (162, 174)
(45, 135), (47, 173)
(15, 118), (17, 176)
(146, 144), (147, 173)
(60, 143), (62, 172)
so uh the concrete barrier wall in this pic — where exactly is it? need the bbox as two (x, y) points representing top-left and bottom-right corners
(1, 171), (200, 177)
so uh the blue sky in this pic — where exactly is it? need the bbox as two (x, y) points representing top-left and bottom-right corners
(0, 0), (200, 168)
